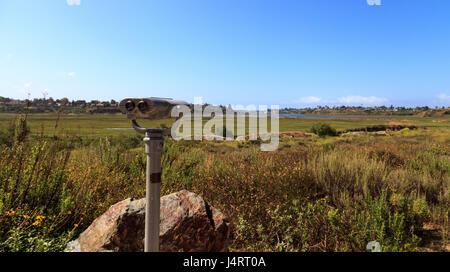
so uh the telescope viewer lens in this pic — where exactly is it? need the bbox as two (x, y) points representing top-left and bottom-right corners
(125, 101), (135, 111)
(138, 101), (149, 112)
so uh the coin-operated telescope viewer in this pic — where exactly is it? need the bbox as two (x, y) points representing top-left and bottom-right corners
(119, 97), (189, 252)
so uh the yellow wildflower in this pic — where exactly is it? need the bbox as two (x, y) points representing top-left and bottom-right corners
(6, 209), (15, 216)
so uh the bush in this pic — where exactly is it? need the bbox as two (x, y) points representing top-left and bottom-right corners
(310, 123), (338, 137)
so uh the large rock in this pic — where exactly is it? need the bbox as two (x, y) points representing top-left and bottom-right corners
(67, 190), (230, 252)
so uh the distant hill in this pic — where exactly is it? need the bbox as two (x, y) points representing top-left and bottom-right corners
(417, 108), (450, 117)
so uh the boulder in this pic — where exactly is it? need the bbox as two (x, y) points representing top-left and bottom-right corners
(66, 190), (230, 252)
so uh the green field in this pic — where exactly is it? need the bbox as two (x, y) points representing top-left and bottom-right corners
(0, 113), (448, 138)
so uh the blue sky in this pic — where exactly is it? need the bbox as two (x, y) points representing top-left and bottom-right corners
(1, 0), (450, 107)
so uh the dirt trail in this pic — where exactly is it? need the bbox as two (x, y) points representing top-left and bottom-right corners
(418, 223), (450, 252)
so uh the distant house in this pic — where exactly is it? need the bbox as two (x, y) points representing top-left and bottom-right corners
(8, 100), (24, 105)
(73, 100), (87, 107)
(96, 103), (105, 107)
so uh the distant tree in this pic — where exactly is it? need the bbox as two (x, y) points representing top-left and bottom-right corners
(61, 98), (69, 105)
(0, 96), (11, 103)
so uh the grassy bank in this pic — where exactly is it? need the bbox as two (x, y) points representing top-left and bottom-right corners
(1, 112), (449, 138)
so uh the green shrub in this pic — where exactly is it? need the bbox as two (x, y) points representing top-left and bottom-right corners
(310, 123), (338, 137)
(352, 192), (423, 252)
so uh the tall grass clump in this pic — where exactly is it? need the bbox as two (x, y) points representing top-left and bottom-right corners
(0, 116), (147, 252)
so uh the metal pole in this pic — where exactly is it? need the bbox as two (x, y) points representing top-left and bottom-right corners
(143, 131), (164, 252)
